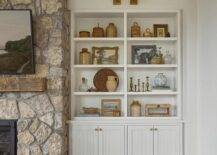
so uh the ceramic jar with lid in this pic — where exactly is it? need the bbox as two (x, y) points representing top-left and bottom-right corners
(79, 48), (91, 64)
(154, 73), (167, 88)
(92, 23), (104, 37)
(163, 51), (173, 64)
(130, 101), (141, 117)
(106, 23), (117, 37)
(131, 22), (141, 37)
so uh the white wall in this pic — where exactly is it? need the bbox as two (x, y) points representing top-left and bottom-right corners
(198, 0), (217, 155)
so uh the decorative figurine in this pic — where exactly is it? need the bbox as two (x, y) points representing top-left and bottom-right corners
(137, 79), (141, 92)
(79, 77), (90, 92)
(145, 76), (151, 92)
(142, 82), (145, 92)
(130, 77), (133, 92)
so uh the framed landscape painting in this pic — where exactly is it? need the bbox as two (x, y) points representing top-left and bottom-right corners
(0, 10), (35, 74)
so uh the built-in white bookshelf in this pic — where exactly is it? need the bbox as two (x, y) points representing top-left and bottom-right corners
(71, 10), (182, 121)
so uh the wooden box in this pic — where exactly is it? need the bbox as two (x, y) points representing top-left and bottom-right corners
(145, 104), (171, 117)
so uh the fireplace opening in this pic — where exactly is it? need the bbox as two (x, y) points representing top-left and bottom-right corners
(0, 120), (17, 155)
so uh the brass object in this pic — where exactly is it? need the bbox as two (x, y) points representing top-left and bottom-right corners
(92, 23), (104, 37)
(137, 79), (140, 92)
(106, 23), (117, 37)
(79, 31), (90, 37)
(145, 104), (171, 117)
(145, 76), (151, 92)
(143, 28), (153, 37)
(130, 77), (133, 92)
(130, 101), (141, 117)
(130, 0), (138, 5)
(131, 22), (141, 37)
(142, 82), (145, 92)
(113, 0), (121, 5)
(134, 84), (137, 92)
(79, 48), (91, 64)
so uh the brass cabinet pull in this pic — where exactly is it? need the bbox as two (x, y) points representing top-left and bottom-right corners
(154, 128), (158, 131)
(150, 128), (154, 131)
(99, 128), (103, 131)
(95, 128), (99, 131)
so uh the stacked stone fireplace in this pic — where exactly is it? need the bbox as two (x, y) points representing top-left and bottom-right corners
(0, 0), (70, 155)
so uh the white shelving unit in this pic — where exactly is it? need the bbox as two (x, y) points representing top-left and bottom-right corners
(71, 10), (182, 121)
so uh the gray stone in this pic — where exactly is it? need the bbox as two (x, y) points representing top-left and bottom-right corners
(49, 67), (67, 78)
(29, 118), (40, 134)
(47, 78), (64, 90)
(11, 0), (31, 5)
(30, 144), (42, 155)
(17, 119), (31, 133)
(18, 130), (34, 145)
(41, 0), (62, 14)
(19, 101), (36, 119)
(54, 113), (63, 130)
(34, 122), (52, 144)
(39, 113), (54, 127)
(0, 99), (19, 119)
(24, 94), (54, 116)
(43, 133), (63, 155)
(49, 95), (64, 112)
(47, 47), (63, 66)
(17, 144), (30, 155)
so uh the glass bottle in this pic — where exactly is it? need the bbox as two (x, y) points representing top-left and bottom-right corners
(164, 51), (173, 64)
(79, 48), (91, 64)
(79, 77), (89, 92)
(130, 101), (141, 117)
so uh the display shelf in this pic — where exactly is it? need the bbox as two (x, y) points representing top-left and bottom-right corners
(74, 64), (125, 69)
(127, 64), (178, 69)
(127, 37), (178, 42)
(73, 37), (125, 42)
(127, 91), (179, 96)
(73, 92), (125, 96)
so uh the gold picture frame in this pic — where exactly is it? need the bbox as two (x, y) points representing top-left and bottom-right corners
(153, 24), (169, 37)
(113, 0), (121, 5)
(101, 99), (121, 117)
(92, 46), (119, 64)
(130, 0), (138, 5)
(145, 104), (171, 117)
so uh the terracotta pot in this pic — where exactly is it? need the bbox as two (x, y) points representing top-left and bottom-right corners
(106, 76), (118, 92)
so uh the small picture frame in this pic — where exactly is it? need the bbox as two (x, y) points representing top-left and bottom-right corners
(153, 24), (169, 37)
(101, 99), (121, 117)
(145, 104), (171, 117)
(132, 45), (157, 64)
(130, 0), (138, 5)
(113, 0), (121, 5)
(92, 46), (119, 64)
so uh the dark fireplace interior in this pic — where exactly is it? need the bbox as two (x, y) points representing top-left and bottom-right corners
(0, 120), (17, 155)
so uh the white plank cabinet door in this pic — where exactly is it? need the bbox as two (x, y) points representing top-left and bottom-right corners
(99, 126), (125, 155)
(72, 125), (99, 155)
(154, 125), (181, 155)
(128, 126), (154, 155)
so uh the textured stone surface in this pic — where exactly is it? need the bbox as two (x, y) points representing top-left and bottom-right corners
(0, 0), (70, 154)
(34, 123), (52, 144)
(19, 101), (36, 119)
(18, 130), (34, 145)
(43, 133), (63, 154)
(0, 99), (19, 119)
(25, 94), (54, 116)
(11, 0), (31, 5)
(29, 118), (40, 134)
(39, 113), (54, 126)
(30, 144), (42, 155)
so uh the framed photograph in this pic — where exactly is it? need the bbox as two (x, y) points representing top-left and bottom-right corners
(130, 0), (138, 5)
(153, 24), (168, 37)
(92, 46), (119, 64)
(113, 0), (121, 5)
(0, 10), (35, 74)
(145, 104), (171, 117)
(132, 45), (157, 64)
(101, 99), (121, 117)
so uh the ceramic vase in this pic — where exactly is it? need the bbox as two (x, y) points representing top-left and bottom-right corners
(106, 76), (118, 92)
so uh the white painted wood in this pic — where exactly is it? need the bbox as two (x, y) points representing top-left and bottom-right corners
(154, 125), (181, 155)
(99, 126), (125, 155)
(72, 125), (99, 155)
(128, 125), (154, 155)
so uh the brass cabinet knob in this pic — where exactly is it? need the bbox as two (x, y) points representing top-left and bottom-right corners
(95, 128), (99, 131)
(150, 128), (154, 131)
(154, 128), (158, 131)
(99, 128), (103, 131)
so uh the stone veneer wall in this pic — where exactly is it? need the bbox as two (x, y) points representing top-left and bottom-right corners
(0, 0), (70, 155)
